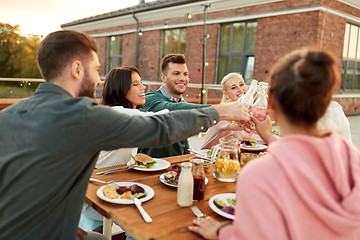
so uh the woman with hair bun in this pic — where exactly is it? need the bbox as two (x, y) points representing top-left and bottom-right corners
(189, 48), (360, 240)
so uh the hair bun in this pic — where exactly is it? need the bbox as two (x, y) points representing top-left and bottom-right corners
(305, 51), (334, 66)
(295, 50), (335, 97)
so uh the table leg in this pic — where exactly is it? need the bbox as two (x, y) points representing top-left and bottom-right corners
(103, 217), (112, 240)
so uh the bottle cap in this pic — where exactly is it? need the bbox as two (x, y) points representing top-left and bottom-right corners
(181, 162), (192, 168)
(194, 159), (204, 165)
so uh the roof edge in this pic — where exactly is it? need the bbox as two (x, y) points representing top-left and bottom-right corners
(61, 0), (204, 28)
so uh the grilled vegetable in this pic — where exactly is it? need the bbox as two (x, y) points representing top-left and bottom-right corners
(133, 192), (147, 199)
(117, 186), (130, 194)
(213, 198), (226, 209)
(130, 184), (145, 194)
(222, 206), (235, 215)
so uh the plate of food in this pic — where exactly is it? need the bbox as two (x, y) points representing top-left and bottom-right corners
(127, 153), (171, 171)
(240, 144), (267, 151)
(159, 164), (208, 187)
(209, 193), (236, 220)
(240, 137), (267, 151)
(96, 182), (155, 204)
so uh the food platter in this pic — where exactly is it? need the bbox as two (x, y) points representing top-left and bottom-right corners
(240, 143), (267, 151)
(159, 173), (208, 188)
(127, 158), (171, 171)
(208, 193), (236, 220)
(96, 182), (155, 204)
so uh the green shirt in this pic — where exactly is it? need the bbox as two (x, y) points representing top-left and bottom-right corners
(0, 83), (218, 240)
(138, 87), (210, 158)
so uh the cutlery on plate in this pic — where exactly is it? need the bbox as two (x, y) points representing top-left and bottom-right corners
(89, 178), (119, 187)
(191, 206), (206, 218)
(96, 164), (135, 175)
(187, 148), (212, 162)
(130, 194), (152, 223)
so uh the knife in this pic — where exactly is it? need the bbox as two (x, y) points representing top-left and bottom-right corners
(130, 195), (152, 223)
(191, 206), (206, 218)
(96, 164), (135, 175)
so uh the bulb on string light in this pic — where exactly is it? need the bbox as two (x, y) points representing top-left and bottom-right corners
(111, 36), (116, 41)
(187, 13), (192, 19)
(138, 30), (143, 36)
(202, 89), (207, 94)
(206, 34), (210, 38)
(205, 62), (209, 67)
(164, 23), (168, 28)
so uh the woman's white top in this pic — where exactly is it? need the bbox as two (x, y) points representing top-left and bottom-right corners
(95, 106), (169, 168)
(317, 101), (352, 143)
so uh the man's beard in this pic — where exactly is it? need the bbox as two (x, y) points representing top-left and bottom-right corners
(78, 69), (96, 98)
(169, 83), (186, 96)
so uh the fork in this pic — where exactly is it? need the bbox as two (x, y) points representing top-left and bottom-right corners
(89, 178), (119, 187)
(130, 194), (152, 223)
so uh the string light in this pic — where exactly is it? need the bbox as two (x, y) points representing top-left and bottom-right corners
(111, 36), (116, 41)
(187, 13), (192, 19)
(164, 23), (168, 28)
(205, 62), (209, 66)
(138, 29), (143, 36)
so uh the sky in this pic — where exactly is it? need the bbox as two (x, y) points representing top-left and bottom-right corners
(0, 0), (150, 37)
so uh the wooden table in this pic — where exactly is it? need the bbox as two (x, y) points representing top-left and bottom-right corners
(85, 154), (236, 240)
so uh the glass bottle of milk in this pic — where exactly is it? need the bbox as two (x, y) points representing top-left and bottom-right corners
(177, 162), (194, 207)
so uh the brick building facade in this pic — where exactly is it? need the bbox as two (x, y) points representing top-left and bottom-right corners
(62, 0), (360, 114)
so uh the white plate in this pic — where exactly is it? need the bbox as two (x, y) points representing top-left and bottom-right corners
(159, 173), (208, 188)
(96, 182), (155, 204)
(240, 143), (267, 151)
(209, 193), (236, 220)
(127, 158), (171, 171)
(195, 149), (212, 159)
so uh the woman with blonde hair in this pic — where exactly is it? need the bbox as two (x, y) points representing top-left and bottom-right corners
(201, 73), (251, 149)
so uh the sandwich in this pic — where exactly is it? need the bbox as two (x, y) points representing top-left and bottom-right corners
(243, 136), (257, 147)
(131, 153), (156, 168)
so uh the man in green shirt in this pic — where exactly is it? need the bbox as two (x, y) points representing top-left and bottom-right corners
(0, 31), (250, 240)
(139, 54), (210, 158)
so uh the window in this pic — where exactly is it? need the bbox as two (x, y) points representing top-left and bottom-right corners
(217, 22), (257, 84)
(162, 28), (186, 58)
(107, 35), (122, 73)
(342, 23), (360, 92)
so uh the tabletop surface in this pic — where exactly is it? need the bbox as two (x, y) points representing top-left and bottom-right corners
(86, 154), (237, 240)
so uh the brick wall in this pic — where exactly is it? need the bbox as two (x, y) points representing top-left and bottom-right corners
(122, 33), (136, 67)
(336, 97), (360, 114)
(94, 37), (107, 76)
(138, 30), (162, 80)
(86, 0), (360, 113)
(254, 12), (321, 82)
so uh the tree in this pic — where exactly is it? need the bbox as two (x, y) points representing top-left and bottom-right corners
(0, 23), (42, 78)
